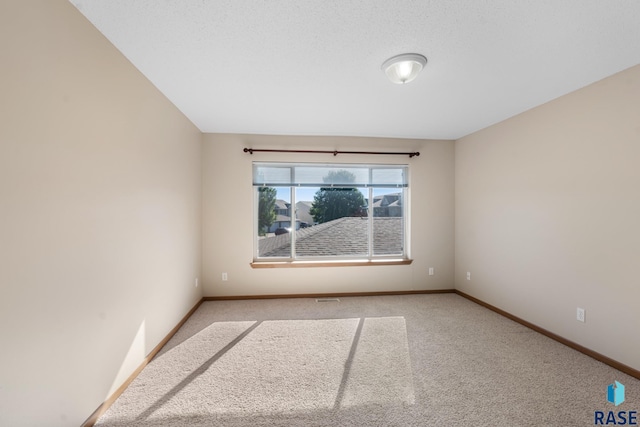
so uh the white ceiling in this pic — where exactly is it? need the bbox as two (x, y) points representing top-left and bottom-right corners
(69, 0), (640, 140)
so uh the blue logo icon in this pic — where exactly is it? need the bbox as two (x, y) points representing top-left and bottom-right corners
(594, 381), (636, 425)
(608, 381), (625, 407)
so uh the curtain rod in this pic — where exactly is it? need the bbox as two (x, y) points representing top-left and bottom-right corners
(243, 148), (420, 158)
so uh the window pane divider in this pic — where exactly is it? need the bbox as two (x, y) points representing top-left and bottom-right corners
(290, 187), (296, 259)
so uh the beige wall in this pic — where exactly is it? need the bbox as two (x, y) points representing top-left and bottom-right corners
(0, 2), (202, 426)
(202, 134), (455, 296)
(2, 1), (638, 424)
(455, 64), (640, 371)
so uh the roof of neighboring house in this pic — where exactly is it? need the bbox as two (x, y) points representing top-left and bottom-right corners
(372, 193), (401, 207)
(374, 200), (400, 208)
(258, 216), (403, 258)
(274, 199), (289, 210)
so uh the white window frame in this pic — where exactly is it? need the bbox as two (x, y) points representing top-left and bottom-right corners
(253, 162), (410, 262)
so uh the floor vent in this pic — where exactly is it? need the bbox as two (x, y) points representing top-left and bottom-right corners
(315, 298), (340, 303)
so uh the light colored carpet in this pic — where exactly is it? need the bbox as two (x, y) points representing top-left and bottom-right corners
(95, 294), (639, 426)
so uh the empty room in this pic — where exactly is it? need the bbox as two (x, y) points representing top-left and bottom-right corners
(1, 1), (639, 426)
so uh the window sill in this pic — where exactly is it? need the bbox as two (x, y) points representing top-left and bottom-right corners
(250, 259), (413, 269)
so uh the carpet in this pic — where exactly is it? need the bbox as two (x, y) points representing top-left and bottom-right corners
(95, 294), (640, 426)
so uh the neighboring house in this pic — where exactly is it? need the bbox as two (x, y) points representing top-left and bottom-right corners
(268, 218), (310, 233)
(267, 200), (292, 232)
(295, 201), (315, 225)
(268, 215), (294, 233)
(274, 199), (290, 216)
(268, 200), (313, 232)
(372, 193), (402, 217)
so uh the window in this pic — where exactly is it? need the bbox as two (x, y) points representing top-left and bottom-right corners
(253, 162), (408, 261)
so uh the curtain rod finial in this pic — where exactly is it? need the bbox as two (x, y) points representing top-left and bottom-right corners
(244, 148), (254, 154)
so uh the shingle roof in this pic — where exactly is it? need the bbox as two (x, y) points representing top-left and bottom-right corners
(258, 217), (403, 258)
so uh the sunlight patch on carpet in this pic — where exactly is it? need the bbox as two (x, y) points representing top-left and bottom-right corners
(118, 317), (415, 421)
(168, 318), (359, 415)
(340, 316), (416, 408)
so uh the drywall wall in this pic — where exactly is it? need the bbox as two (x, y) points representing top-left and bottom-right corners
(202, 134), (455, 296)
(455, 64), (640, 371)
(0, 2), (202, 426)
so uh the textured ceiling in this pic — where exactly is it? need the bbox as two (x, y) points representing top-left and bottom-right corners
(69, 0), (640, 140)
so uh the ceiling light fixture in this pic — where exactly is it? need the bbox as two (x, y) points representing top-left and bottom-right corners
(381, 53), (427, 84)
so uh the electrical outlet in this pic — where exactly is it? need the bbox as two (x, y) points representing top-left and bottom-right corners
(222, 272), (228, 281)
(466, 272), (471, 280)
(429, 267), (434, 276)
(576, 307), (585, 323)
(195, 277), (199, 288)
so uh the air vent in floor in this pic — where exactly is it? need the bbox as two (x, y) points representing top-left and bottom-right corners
(315, 298), (340, 303)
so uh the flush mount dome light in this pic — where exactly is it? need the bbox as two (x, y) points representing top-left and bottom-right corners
(382, 53), (427, 84)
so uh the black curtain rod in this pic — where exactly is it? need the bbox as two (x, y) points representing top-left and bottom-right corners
(243, 148), (420, 158)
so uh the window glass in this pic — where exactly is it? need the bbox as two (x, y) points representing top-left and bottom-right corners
(257, 186), (291, 258)
(254, 163), (408, 261)
(372, 189), (404, 256)
(295, 187), (369, 258)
